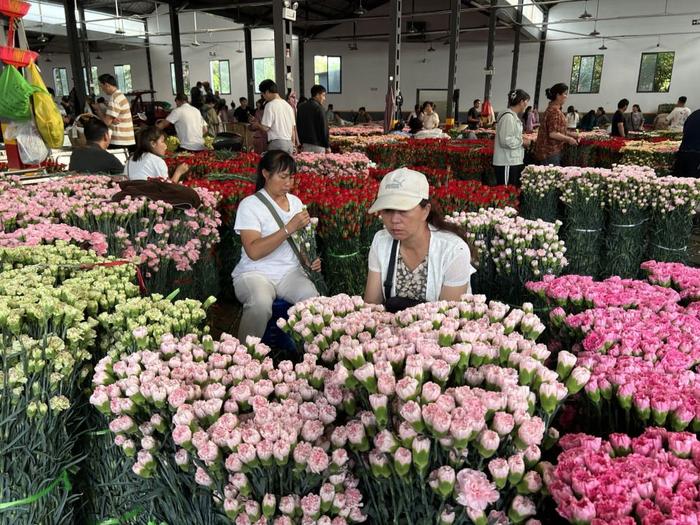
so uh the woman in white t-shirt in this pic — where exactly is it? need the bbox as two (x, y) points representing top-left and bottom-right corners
(124, 126), (189, 182)
(232, 151), (321, 340)
(364, 168), (475, 312)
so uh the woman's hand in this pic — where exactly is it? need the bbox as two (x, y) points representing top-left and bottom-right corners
(310, 258), (322, 272)
(522, 136), (532, 147)
(172, 163), (189, 183)
(287, 209), (311, 234)
(567, 136), (579, 146)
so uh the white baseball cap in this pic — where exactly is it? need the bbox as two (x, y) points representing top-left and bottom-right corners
(368, 168), (430, 214)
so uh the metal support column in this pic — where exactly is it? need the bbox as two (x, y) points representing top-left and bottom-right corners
(445, 0), (460, 124)
(533, 9), (549, 108)
(298, 37), (305, 96)
(64, 0), (86, 111)
(510, 0), (523, 91)
(387, 0), (402, 114)
(244, 27), (254, 101)
(273, 0), (294, 93)
(483, 0), (497, 102)
(169, 3), (184, 96)
(77, 5), (93, 98)
(144, 18), (155, 101)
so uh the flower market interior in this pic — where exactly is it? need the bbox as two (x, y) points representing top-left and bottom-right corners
(2, 0), (700, 522)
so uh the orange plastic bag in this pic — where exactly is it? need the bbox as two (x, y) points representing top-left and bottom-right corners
(27, 61), (64, 148)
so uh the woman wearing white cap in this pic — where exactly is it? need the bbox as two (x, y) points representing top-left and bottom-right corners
(364, 168), (475, 312)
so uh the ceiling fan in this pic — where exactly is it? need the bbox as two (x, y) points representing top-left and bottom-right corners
(354, 0), (366, 16)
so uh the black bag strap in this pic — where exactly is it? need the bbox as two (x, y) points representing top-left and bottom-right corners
(254, 191), (308, 269)
(383, 239), (399, 301)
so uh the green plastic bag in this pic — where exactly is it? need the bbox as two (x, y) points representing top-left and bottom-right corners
(0, 65), (37, 121)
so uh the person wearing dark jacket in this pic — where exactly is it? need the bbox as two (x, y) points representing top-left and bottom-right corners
(296, 85), (330, 153)
(674, 109), (700, 178)
(69, 118), (124, 175)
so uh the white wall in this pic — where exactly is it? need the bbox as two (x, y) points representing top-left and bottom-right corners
(39, 0), (700, 116)
(541, 0), (700, 113)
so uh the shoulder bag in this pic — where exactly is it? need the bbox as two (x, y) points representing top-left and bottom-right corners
(383, 239), (423, 313)
(254, 191), (328, 295)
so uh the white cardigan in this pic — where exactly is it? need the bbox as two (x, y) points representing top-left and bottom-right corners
(369, 227), (475, 302)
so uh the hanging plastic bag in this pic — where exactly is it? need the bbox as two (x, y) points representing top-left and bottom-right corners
(0, 64), (37, 121)
(5, 120), (50, 165)
(27, 62), (64, 148)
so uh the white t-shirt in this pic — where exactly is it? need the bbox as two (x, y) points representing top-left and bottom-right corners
(124, 152), (168, 181)
(166, 103), (207, 151)
(232, 190), (304, 283)
(368, 227), (475, 302)
(667, 106), (691, 131)
(261, 98), (296, 142)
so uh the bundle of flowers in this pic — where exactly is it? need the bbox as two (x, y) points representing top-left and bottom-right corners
(548, 428), (700, 524)
(92, 331), (367, 524)
(165, 150), (260, 178)
(559, 305), (700, 433)
(0, 222), (109, 255)
(620, 140), (680, 176)
(306, 295), (586, 523)
(526, 274), (680, 313)
(574, 136), (626, 168)
(165, 135), (181, 152)
(602, 165), (655, 278)
(0, 243), (140, 523)
(447, 208), (567, 303)
(184, 177), (256, 225)
(642, 260), (700, 302)
(295, 152), (373, 179)
(365, 139), (493, 181)
(0, 176), (221, 299)
(520, 165), (561, 222)
(558, 168), (606, 277)
(329, 125), (385, 136)
(369, 165), (453, 187)
(646, 177), (700, 263)
(330, 134), (407, 154)
(433, 180), (520, 215)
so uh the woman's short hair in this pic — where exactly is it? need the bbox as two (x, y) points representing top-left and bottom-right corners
(545, 83), (568, 101)
(255, 150), (297, 191)
(132, 126), (165, 162)
(421, 101), (434, 112)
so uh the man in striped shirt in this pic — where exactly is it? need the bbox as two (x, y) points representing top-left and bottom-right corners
(98, 73), (135, 151)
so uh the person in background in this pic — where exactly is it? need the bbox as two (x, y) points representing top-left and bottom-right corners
(234, 97), (254, 123)
(48, 87), (70, 125)
(534, 83), (578, 166)
(611, 98), (629, 138)
(674, 109), (700, 178)
(228, 100), (237, 122)
(420, 101), (440, 130)
(217, 99), (230, 132)
(579, 110), (597, 131)
(232, 151), (321, 340)
(250, 79), (297, 155)
(523, 105), (539, 133)
(354, 107), (373, 124)
(69, 118), (124, 175)
(298, 96), (308, 105)
(296, 84), (330, 153)
(493, 89), (531, 187)
(326, 103), (337, 125)
(61, 96), (74, 119)
(190, 85), (204, 110)
(666, 96), (691, 131)
(630, 104), (645, 131)
(363, 168), (475, 310)
(202, 95), (220, 136)
(124, 126), (189, 182)
(467, 99), (481, 130)
(157, 93), (208, 152)
(595, 107), (610, 129)
(409, 104), (420, 121)
(566, 105), (579, 131)
(98, 73), (135, 151)
(251, 98), (268, 154)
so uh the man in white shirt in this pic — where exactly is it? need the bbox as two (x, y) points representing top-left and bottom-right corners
(251, 79), (298, 155)
(666, 96), (691, 132)
(157, 93), (208, 151)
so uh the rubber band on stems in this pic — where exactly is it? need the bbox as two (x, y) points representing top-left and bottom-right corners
(609, 219), (648, 229)
(570, 228), (602, 233)
(327, 251), (360, 259)
(0, 471), (71, 511)
(651, 244), (688, 252)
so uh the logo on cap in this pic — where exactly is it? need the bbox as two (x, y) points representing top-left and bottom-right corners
(384, 173), (406, 190)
